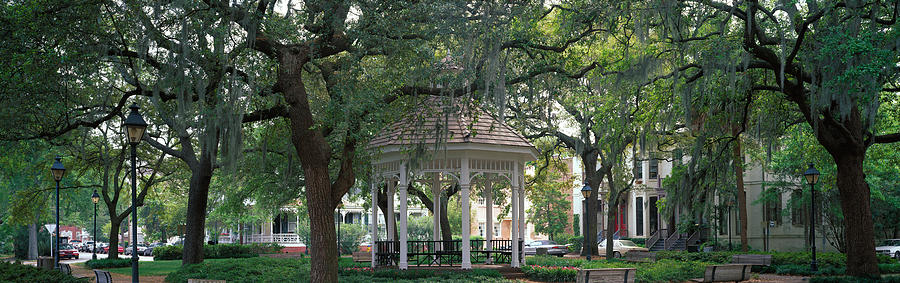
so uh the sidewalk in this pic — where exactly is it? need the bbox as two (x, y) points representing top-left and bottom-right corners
(70, 262), (167, 283)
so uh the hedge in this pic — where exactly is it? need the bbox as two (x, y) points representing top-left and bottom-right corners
(86, 258), (132, 269)
(522, 256), (708, 283)
(167, 257), (509, 283)
(0, 261), (88, 283)
(153, 243), (283, 260)
(810, 275), (900, 283)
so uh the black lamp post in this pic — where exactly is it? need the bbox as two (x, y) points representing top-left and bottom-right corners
(581, 182), (592, 261)
(92, 190), (100, 260)
(337, 203), (344, 255)
(124, 103), (147, 283)
(50, 156), (66, 270)
(803, 163), (820, 272)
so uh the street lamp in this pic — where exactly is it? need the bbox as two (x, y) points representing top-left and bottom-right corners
(803, 163), (820, 272)
(92, 190), (100, 260)
(337, 203), (344, 255)
(581, 182), (592, 261)
(50, 156), (66, 270)
(124, 103), (147, 283)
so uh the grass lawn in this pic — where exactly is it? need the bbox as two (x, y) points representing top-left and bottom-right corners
(106, 259), (228, 277)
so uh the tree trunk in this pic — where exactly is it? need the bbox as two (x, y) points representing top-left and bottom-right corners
(28, 223), (37, 260)
(108, 220), (121, 259)
(304, 167), (339, 283)
(832, 152), (879, 276)
(604, 173), (618, 260)
(182, 163), (214, 265)
(732, 129), (749, 252)
(580, 155), (600, 258)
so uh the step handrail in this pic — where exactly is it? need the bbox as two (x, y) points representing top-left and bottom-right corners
(647, 229), (667, 250)
(664, 231), (681, 250)
(686, 230), (701, 247)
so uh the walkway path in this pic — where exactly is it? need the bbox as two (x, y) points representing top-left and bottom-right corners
(70, 262), (167, 283)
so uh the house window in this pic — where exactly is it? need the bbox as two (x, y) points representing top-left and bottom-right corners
(764, 191), (782, 226)
(649, 159), (659, 179)
(791, 190), (805, 227)
(493, 224), (500, 238)
(635, 197), (644, 236)
(478, 223), (485, 237)
(477, 197), (485, 205)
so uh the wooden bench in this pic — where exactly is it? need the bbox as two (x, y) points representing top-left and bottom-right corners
(352, 252), (372, 262)
(731, 254), (772, 266)
(94, 270), (113, 283)
(58, 263), (71, 275)
(576, 268), (636, 283)
(690, 264), (752, 282)
(623, 251), (656, 263)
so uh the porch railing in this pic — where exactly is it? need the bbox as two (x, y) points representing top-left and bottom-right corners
(664, 231), (681, 250)
(245, 233), (302, 244)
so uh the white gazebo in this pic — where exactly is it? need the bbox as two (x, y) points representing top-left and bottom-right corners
(368, 97), (537, 269)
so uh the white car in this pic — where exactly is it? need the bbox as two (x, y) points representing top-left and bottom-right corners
(876, 239), (900, 259)
(598, 240), (649, 258)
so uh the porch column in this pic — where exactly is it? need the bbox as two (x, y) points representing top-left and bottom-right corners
(370, 179), (378, 267)
(518, 172), (526, 265)
(461, 157), (472, 269)
(398, 164), (409, 270)
(387, 179), (395, 242)
(432, 173), (441, 242)
(484, 179), (493, 264)
(511, 167), (520, 267)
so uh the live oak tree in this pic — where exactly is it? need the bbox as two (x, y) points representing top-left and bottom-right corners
(641, 0), (900, 275)
(525, 145), (572, 242)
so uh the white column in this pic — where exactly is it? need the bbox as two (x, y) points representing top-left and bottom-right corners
(398, 164), (409, 270)
(370, 180), (378, 267)
(485, 179), (493, 264)
(387, 180), (395, 242)
(511, 173), (520, 267)
(432, 173), (441, 242)
(519, 173), (526, 265)
(461, 157), (472, 269)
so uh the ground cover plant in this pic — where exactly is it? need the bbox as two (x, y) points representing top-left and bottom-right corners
(165, 256), (511, 283)
(0, 261), (88, 283)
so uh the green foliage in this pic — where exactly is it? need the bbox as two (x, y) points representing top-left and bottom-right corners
(810, 275), (900, 283)
(521, 265), (579, 282)
(0, 261), (88, 283)
(167, 257), (508, 283)
(153, 243), (282, 260)
(13, 225), (51, 258)
(631, 260), (708, 283)
(86, 258), (132, 269)
(339, 223), (369, 254)
(526, 145), (574, 241)
(407, 214), (433, 241)
(557, 234), (583, 253)
(523, 256), (709, 283)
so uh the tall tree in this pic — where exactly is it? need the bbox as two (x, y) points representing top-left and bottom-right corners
(645, 0), (900, 275)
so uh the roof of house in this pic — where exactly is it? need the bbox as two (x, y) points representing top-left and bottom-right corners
(368, 96), (535, 149)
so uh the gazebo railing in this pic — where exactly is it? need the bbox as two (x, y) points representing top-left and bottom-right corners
(374, 239), (522, 266)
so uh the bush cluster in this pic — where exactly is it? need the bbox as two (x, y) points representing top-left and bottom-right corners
(521, 265), (578, 282)
(167, 256), (506, 283)
(555, 234), (583, 253)
(810, 275), (900, 283)
(153, 243), (282, 260)
(523, 256), (709, 283)
(85, 258), (132, 269)
(0, 261), (88, 283)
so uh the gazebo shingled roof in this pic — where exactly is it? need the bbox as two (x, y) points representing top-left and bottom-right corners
(368, 96), (535, 150)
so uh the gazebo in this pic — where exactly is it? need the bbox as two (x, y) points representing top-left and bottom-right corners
(367, 97), (537, 270)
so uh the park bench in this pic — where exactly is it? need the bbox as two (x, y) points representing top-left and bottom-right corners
(731, 254), (772, 266)
(58, 263), (71, 275)
(187, 279), (226, 283)
(94, 270), (113, 283)
(623, 251), (656, 263)
(690, 264), (752, 282)
(352, 251), (371, 262)
(576, 268), (636, 283)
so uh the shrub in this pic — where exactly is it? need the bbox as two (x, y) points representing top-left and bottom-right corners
(635, 260), (708, 283)
(0, 261), (88, 283)
(86, 258), (132, 269)
(557, 234), (583, 253)
(521, 265), (578, 282)
(526, 255), (585, 267)
(166, 257), (307, 283)
(153, 243), (283, 260)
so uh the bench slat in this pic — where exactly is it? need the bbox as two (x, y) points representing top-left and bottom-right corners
(698, 264), (751, 282)
(577, 268), (636, 283)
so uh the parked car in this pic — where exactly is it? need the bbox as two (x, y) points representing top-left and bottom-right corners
(876, 239), (900, 259)
(59, 244), (80, 259)
(597, 239), (649, 258)
(102, 245), (124, 254)
(125, 244), (148, 256)
(144, 243), (166, 256)
(80, 241), (94, 252)
(523, 240), (569, 256)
